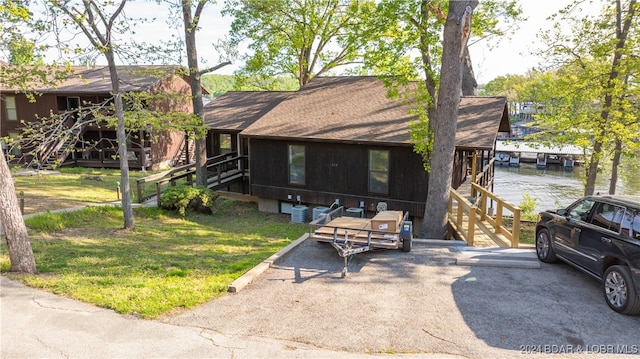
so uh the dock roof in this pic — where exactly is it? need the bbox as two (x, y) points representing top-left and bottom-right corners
(496, 141), (584, 155)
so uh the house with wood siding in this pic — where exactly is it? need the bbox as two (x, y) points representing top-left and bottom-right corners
(1, 65), (204, 170)
(205, 76), (510, 219)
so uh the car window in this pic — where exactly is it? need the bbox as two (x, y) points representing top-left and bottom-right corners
(590, 202), (625, 232)
(629, 212), (640, 240)
(567, 199), (595, 221)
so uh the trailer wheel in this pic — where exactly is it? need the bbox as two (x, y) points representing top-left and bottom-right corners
(402, 236), (412, 252)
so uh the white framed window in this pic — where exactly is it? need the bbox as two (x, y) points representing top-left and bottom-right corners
(5, 96), (17, 121)
(369, 150), (389, 194)
(288, 144), (305, 185)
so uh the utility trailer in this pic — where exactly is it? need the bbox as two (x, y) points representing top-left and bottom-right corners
(309, 206), (413, 277)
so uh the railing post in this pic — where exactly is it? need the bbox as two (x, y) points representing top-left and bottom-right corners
(468, 205), (475, 246)
(156, 182), (162, 207)
(479, 188), (487, 221)
(136, 179), (143, 204)
(495, 203), (503, 233)
(512, 208), (521, 248)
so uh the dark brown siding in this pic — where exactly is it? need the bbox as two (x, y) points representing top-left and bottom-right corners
(249, 138), (429, 217)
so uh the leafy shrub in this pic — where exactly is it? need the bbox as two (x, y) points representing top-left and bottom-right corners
(159, 186), (218, 215)
(519, 194), (539, 221)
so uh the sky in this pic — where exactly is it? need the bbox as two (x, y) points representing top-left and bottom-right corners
(468, 0), (576, 84)
(24, 0), (583, 85)
(172, 0), (579, 84)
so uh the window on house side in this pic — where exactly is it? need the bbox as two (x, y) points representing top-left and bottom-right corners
(5, 96), (17, 121)
(220, 133), (232, 154)
(369, 150), (389, 194)
(288, 145), (305, 185)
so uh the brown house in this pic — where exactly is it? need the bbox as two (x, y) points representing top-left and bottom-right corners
(1, 65), (204, 170)
(227, 76), (510, 219)
(203, 91), (293, 158)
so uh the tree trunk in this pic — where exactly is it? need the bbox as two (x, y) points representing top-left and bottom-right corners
(421, 0), (478, 239)
(0, 155), (37, 273)
(461, 45), (477, 96)
(586, 0), (636, 195)
(182, 2), (207, 187)
(106, 52), (134, 229)
(584, 140), (601, 196)
(609, 139), (622, 195)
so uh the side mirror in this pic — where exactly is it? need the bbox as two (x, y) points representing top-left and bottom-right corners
(557, 209), (567, 216)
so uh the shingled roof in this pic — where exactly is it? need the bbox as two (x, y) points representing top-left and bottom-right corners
(455, 96), (510, 150)
(1, 65), (204, 94)
(241, 76), (509, 150)
(204, 91), (293, 131)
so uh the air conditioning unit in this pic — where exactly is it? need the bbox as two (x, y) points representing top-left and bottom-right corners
(291, 205), (309, 223)
(312, 206), (330, 220)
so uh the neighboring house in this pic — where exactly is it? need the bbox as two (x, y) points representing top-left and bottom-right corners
(228, 76), (510, 219)
(202, 91), (293, 192)
(1, 65), (204, 170)
(203, 91), (293, 158)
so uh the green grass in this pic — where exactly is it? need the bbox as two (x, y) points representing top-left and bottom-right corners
(1, 200), (308, 319)
(12, 167), (154, 214)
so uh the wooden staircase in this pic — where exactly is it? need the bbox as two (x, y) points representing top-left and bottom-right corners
(173, 137), (195, 166)
(38, 120), (84, 170)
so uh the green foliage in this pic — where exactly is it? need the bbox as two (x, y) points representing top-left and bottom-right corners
(223, 0), (382, 87)
(159, 185), (219, 215)
(518, 194), (539, 221)
(200, 74), (299, 96)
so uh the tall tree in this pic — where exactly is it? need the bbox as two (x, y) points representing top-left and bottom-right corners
(223, 0), (381, 88)
(0, 0), (38, 274)
(367, 0), (516, 237)
(538, 0), (639, 195)
(422, 0), (477, 239)
(50, 0), (135, 229)
(180, 0), (231, 187)
(0, 155), (37, 273)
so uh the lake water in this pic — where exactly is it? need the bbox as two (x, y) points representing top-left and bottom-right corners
(492, 163), (640, 213)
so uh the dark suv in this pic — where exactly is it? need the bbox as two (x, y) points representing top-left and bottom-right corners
(535, 195), (640, 315)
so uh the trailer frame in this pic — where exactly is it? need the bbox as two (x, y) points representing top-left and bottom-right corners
(308, 206), (413, 277)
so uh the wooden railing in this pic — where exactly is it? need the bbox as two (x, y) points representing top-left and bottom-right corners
(471, 182), (521, 248)
(448, 185), (521, 248)
(135, 152), (243, 204)
(448, 188), (476, 246)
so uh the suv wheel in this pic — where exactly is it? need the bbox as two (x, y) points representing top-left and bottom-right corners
(603, 265), (640, 315)
(536, 228), (557, 263)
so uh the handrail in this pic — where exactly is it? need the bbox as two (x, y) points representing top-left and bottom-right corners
(135, 152), (238, 203)
(471, 182), (521, 248)
(448, 188), (476, 246)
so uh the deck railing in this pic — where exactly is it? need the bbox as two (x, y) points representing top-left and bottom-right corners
(471, 182), (521, 248)
(448, 188), (476, 246)
(135, 152), (246, 204)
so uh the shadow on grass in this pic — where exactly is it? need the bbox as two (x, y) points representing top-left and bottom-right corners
(1, 202), (308, 319)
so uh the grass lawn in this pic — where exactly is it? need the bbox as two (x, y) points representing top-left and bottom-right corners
(3, 167), (307, 318)
(1, 200), (308, 319)
(12, 167), (153, 214)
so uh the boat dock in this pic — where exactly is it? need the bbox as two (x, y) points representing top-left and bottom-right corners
(495, 140), (584, 168)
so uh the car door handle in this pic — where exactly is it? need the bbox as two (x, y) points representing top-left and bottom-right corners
(601, 237), (612, 244)
(574, 228), (582, 233)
